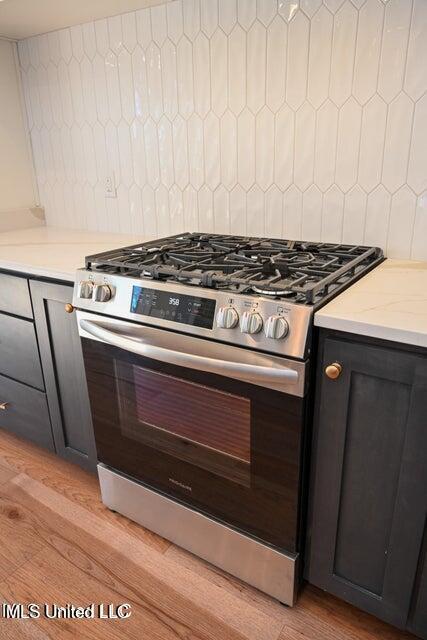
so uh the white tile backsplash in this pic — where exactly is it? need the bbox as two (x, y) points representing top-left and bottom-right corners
(19, 0), (427, 258)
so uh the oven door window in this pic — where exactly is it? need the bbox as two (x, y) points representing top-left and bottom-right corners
(115, 362), (251, 486)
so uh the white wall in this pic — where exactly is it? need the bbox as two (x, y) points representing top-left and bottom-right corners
(18, 0), (427, 259)
(0, 39), (36, 212)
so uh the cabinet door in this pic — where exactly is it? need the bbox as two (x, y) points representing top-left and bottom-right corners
(409, 530), (427, 639)
(306, 336), (427, 629)
(30, 280), (97, 472)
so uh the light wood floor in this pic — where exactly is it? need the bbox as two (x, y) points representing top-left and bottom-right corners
(0, 430), (413, 640)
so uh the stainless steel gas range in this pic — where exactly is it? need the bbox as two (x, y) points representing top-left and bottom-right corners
(73, 233), (383, 605)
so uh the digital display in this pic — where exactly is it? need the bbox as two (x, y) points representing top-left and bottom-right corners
(130, 287), (217, 329)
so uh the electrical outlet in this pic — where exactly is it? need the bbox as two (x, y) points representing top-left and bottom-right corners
(105, 174), (116, 198)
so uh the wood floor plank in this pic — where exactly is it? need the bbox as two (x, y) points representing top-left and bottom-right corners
(0, 461), (17, 486)
(0, 430), (170, 553)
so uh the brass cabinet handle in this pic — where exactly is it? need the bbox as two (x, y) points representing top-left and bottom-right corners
(325, 362), (342, 380)
(0, 402), (9, 410)
(65, 303), (74, 314)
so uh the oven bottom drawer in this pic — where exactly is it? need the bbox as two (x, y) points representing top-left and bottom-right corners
(0, 374), (54, 451)
(98, 463), (300, 605)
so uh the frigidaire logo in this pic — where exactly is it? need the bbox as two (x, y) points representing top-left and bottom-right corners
(169, 478), (192, 492)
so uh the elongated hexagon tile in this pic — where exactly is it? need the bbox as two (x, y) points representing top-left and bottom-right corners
(229, 184), (246, 234)
(201, 0), (218, 36)
(129, 183), (144, 233)
(274, 104), (294, 191)
(80, 56), (97, 125)
(132, 46), (149, 123)
(69, 58), (84, 125)
(136, 8), (152, 48)
(155, 184), (171, 236)
(117, 185), (132, 232)
(38, 35), (50, 68)
(151, 4), (168, 46)
(358, 95), (387, 192)
(92, 121), (106, 183)
(266, 16), (287, 112)
(387, 185), (416, 258)
(50, 127), (65, 182)
(286, 11), (309, 110)
(38, 67), (53, 130)
(61, 126), (76, 184)
(302, 185), (322, 241)
(294, 102), (315, 191)
(265, 185), (283, 237)
(283, 185), (303, 239)
(307, 5), (333, 109)
(146, 42), (163, 122)
(353, 0), (384, 105)
(161, 40), (178, 120)
(27, 37), (39, 68)
(203, 112), (221, 190)
(247, 185), (265, 236)
(321, 185), (344, 242)
(183, 0), (201, 40)
(342, 185), (367, 244)
(238, 108), (256, 190)
(70, 124), (85, 183)
(95, 19), (109, 57)
(130, 119), (147, 187)
(247, 21), (267, 114)
(177, 37), (194, 119)
(411, 192), (427, 259)
(219, 0), (238, 33)
(378, 0), (412, 102)
(183, 184), (199, 229)
(118, 47), (135, 124)
(256, 106), (275, 190)
(314, 100), (338, 191)
(70, 24), (84, 61)
(47, 63), (62, 127)
(59, 29), (72, 63)
(82, 123), (98, 186)
(48, 31), (61, 65)
(93, 53), (109, 125)
(118, 118), (135, 188)
(238, 0), (256, 29)
(82, 22), (96, 60)
(142, 184), (158, 235)
(220, 110), (238, 189)
(167, 1), (184, 44)
(193, 33), (210, 118)
(122, 12), (137, 52)
(213, 185), (230, 234)
(188, 113), (205, 190)
(18, 40), (30, 70)
(364, 185), (391, 247)
(104, 120), (120, 184)
(143, 118), (160, 187)
(382, 92), (414, 192)
(407, 93), (427, 195)
(323, 0), (345, 12)
(229, 25), (246, 116)
(173, 115), (190, 189)
(335, 97), (362, 192)
(105, 50), (122, 125)
(157, 116), (174, 189)
(108, 15), (124, 54)
(197, 185), (214, 231)
(57, 60), (73, 127)
(329, 2), (357, 107)
(169, 184), (185, 234)
(404, 0), (427, 101)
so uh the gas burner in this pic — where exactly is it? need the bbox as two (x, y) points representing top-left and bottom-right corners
(85, 233), (383, 307)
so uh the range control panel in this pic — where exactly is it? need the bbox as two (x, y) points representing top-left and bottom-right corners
(73, 270), (313, 359)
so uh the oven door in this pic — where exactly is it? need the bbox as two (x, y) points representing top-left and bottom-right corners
(78, 310), (308, 552)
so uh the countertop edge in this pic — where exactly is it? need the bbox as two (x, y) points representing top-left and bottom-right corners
(0, 259), (75, 283)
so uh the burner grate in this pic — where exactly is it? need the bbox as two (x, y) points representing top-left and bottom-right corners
(85, 233), (383, 306)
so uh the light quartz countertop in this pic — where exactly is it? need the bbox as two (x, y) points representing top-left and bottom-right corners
(315, 259), (427, 349)
(0, 226), (146, 282)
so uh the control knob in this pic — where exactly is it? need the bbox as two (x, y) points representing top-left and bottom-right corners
(78, 280), (94, 299)
(93, 284), (112, 302)
(240, 311), (263, 335)
(265, 315), (289, 340)
(217, 306), (239, 329)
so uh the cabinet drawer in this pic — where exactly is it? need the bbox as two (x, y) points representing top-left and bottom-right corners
(0, 273), (33, 318)
(0, 313), (44, 389)
(0, 374), (54, 451)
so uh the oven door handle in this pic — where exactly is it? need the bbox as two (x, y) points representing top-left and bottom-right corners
(80, 318), (300, 387)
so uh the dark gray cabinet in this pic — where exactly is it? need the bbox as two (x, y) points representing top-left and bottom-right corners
(30, 280), (97, 472)
(305, 331), (427, 635)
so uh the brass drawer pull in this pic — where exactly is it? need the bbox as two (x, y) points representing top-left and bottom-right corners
(325, 362), (342, 380)
(0, 402), (9, 410)
(65, 303), (75, 314)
